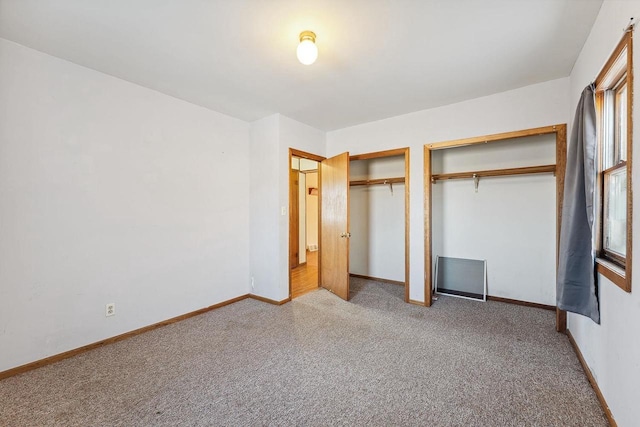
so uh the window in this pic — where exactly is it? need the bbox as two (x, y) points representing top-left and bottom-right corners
(594, 31), (633, 292)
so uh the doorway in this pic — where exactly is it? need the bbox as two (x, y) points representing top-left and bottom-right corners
(423, 124), (567, 332)
(289, 148), (410, 303)
(289, 149), (324, 299)
(349, 148), (410, 303)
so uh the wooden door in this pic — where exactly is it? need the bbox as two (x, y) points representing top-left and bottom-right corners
(320, 152), (350, 300)
(289, 169), (300, 268)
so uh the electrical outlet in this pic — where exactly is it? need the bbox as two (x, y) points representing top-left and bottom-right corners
(106, 303), (115, 317)
(251, 276), (255, 290)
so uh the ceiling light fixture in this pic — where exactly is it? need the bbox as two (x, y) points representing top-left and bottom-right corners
(296, 31), (318, 65)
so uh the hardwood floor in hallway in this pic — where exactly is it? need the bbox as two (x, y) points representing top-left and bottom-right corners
(291, 250), (318, 299)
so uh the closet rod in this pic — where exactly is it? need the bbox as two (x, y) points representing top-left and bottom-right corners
(431, 164), (556, 182)
(349, 177), (405, 186)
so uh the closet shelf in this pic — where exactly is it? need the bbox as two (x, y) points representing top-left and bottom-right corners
(349, 177), (405, 186)
(431, 164), (556, 182)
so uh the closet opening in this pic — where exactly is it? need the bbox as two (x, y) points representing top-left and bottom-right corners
(349, 148), (410, 303)
(290, 147), (409, 304)
(424, 125), (568, 332)
(289, 149), (325, 299)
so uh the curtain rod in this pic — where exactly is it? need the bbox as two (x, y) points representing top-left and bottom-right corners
(625, 17), (635, 33)
(590, 18), (635, 87)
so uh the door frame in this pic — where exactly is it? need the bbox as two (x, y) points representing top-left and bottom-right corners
(423, 124), (567, 332)
(289, 148), (326, 299)
(289, 167), (301, 269)
(349, 148), (411, 303)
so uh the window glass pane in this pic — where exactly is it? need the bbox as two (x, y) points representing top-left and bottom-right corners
(616, 82), (627, 162)
(602, 90), (615, 169)
(604, 166), (627, 257)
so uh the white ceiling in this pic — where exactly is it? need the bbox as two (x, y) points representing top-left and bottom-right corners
(0, 0), (603, 131)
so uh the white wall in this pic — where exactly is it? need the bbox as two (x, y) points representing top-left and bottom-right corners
(290, 157), (306, 263)
(567, 2), (640, 425)
(306, 172), (319, 249)
(0, 39), (251, 372)
(298, 172), (306, 264)
(432, 135), (557, 305)
(349, 157), (405, 282)
(249, 116), (280, 298)
(278, 116), (325, 297)
(327, 77), (569, 302)
(300, 159), (318, 171)
(250, 114), (325, 301)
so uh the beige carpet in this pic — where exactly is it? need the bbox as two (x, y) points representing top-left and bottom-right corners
(0, 278), (607, 426)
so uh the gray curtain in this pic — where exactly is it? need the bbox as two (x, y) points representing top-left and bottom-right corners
(557, 84), (600, 324)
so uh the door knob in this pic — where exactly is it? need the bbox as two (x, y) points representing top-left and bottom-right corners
(340, 232), (351, 238)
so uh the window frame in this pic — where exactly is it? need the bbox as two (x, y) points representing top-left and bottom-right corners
(594, 30), (633, 293)
(601, 161), (627, 266)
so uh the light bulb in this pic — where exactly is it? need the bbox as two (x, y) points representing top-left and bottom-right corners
(297, 31), (317, 65)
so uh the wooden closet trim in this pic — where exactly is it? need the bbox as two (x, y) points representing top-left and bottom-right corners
(555, 125), (568, 332)
(350, 147), (411, 302)
(426, 124), (561, 150)
(290, 149), (325, 162)
(349, 148), (408, 160)
(423, 125), (568, 334)
(404, 148), (410, 304)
